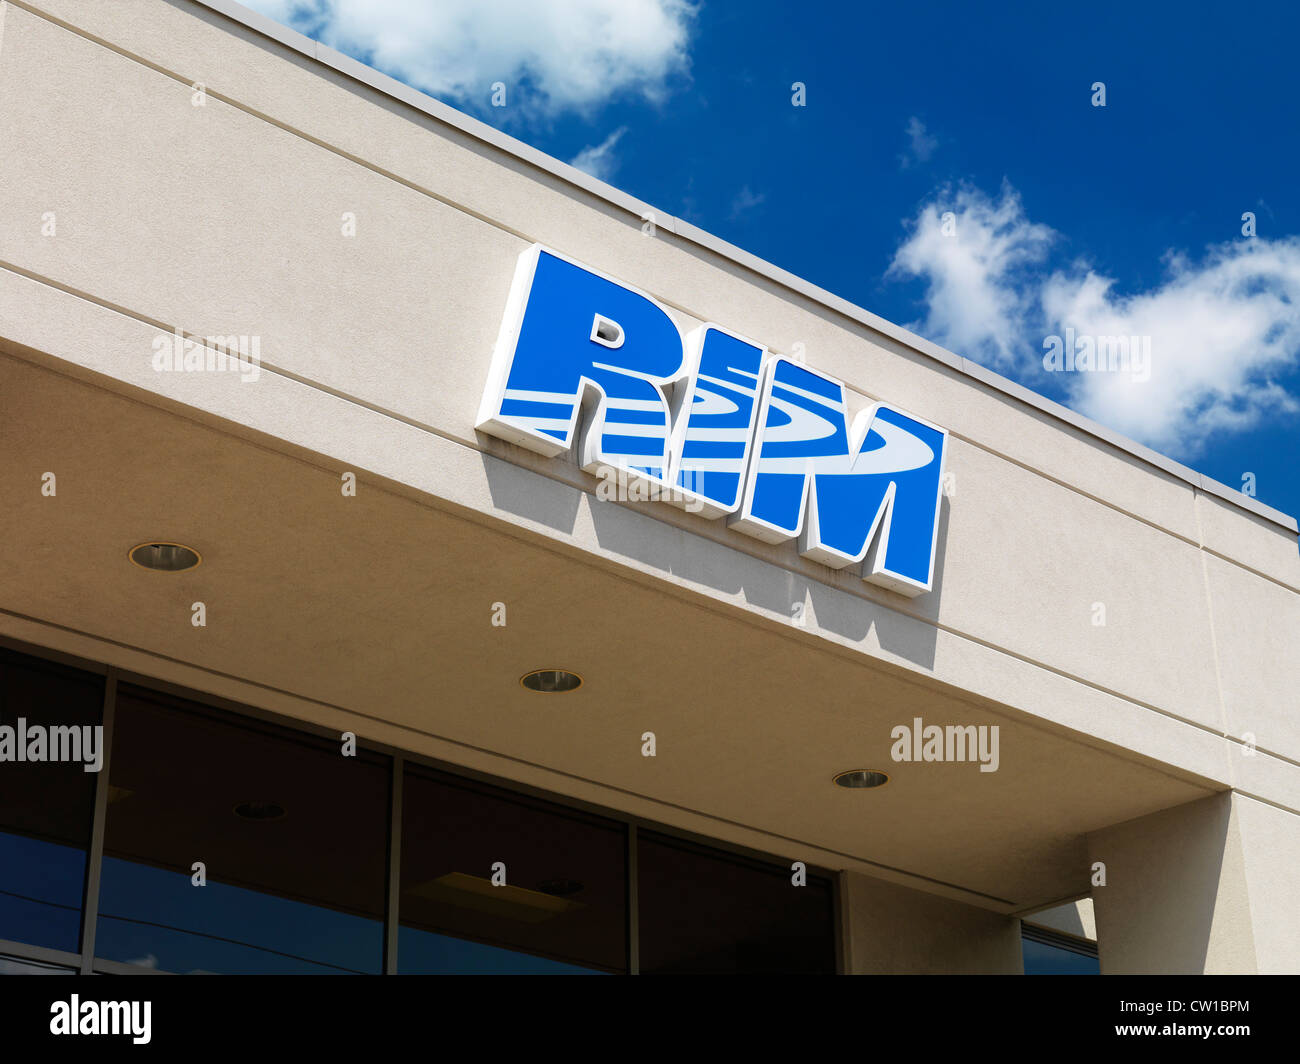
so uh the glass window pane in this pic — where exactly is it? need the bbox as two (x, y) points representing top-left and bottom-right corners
(398, 765), (627, 973)
(1022, 933), (1100, 974)
(637, 832), (836, 974)
(0, 648), (103, 955)
(95, 685), (389, 974)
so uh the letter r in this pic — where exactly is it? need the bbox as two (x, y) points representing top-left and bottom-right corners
(477, 245), (685, 481)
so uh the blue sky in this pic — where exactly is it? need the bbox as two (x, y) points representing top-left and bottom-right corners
(250, 0), (1300, 531)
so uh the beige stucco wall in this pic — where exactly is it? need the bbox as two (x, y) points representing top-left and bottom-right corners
(1023, 898), (1096, 942)
(1087, 791), (1300, 974)
(1232, 795), (1300, 973)
(842, 871), (1024, 974)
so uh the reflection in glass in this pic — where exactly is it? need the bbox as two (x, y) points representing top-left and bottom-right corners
(0, 647), (845, 976)
(95, 686), (388, 974)
(0, 954), (76, 974)
(398, 765), (627, 973)
(0, 649), (102, 955)
(637, 832), (835, 974)
(1022, 932), (1100, 974)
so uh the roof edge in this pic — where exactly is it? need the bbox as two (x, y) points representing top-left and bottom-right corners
(190, 0), (1298, 537)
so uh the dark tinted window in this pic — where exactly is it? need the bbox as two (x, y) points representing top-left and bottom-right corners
(94, 686), (389, 973)
(637, 832), (835, 973)
(398, 765), (627, 973)
(0, 648), (103, 954)
(0, 648), (842, 976)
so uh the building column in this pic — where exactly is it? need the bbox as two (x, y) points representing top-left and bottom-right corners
(1087, 790), (1300, 974)
(839, 871), (1023, 974)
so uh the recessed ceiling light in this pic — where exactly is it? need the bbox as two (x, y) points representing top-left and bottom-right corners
(520, 669), (583, 693)
(233, 800), (286, 821)
(129, 542), (202, 572)
(832, 769), (890, 789)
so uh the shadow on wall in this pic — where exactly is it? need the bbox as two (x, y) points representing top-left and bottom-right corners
(1090, 791), (1239, 975)
(479, 447), (947, 672)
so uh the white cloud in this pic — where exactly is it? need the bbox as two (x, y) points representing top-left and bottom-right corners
(728, 185), (766, 220)
(246, 0), (695, 118)
(886, 182), (1055, 372)
(899, 117), (938, 169)
(568, 127), (626, 182)
(1042, 243), (1300, 451)
(888, 183), (1300, 454)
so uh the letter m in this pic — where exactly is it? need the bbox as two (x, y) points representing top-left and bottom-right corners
(731, 357), (948, 596)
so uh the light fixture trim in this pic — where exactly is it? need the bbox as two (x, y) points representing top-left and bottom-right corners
(832, 768), (890, 789)
(128, 541), (203, 572)
(519, 668), (584, 693)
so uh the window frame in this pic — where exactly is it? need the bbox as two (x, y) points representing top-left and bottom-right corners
(0, 634), (843, 975)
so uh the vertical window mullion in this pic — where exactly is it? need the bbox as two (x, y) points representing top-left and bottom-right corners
(835, 869), (851, 975)
(383, 756), (403, 975)
(627, 822), (639, 975)
(78, 666), (117, 974)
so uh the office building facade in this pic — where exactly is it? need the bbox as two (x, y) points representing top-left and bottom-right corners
(0, 0), (1296, 974)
